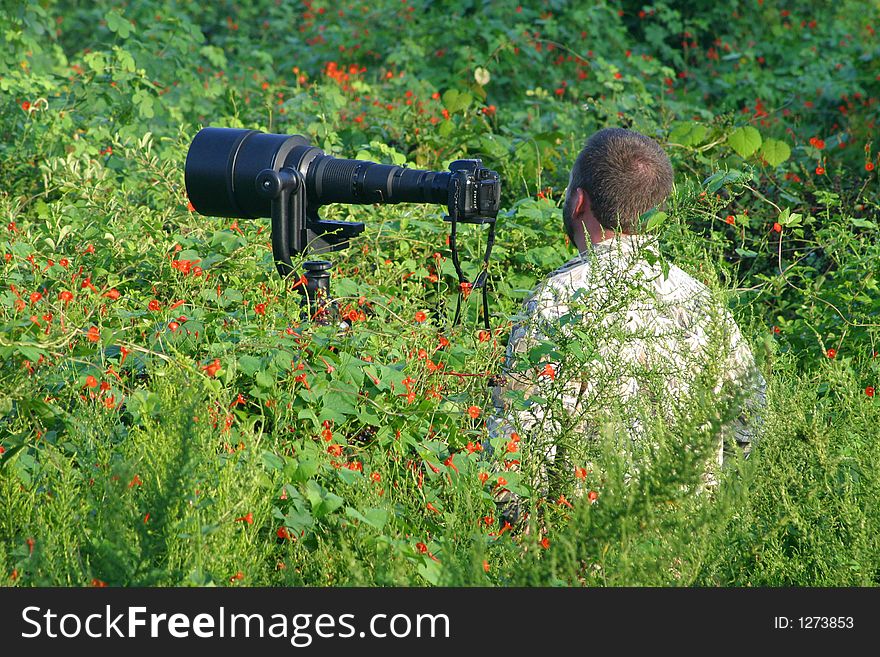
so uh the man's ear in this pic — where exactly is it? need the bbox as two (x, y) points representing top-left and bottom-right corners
(573, 187), (588, 217)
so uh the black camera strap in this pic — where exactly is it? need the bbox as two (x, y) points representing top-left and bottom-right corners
(448, 214), (496, 331)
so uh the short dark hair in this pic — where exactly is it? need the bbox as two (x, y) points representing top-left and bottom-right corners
(569, 128), (673, 233)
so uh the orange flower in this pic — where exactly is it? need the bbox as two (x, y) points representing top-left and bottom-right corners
(235, 512), (254, 524)
(467, 405), (481, 419)
(87, 326), (100, 342)
(414, 311), (427, 323)
(202, 358), (221, 377)
(539, 363), (556, 380)
(826, 348), (837, 359)
(588, 490), (599, 504)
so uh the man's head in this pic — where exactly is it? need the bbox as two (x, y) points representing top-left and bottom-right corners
(563, 128), (673, 249)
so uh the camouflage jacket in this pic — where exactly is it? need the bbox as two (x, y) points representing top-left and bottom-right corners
(489, 234), (766, 492)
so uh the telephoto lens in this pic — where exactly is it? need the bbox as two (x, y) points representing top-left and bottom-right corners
(185, 127), (501, 281)
(185, 127), (454, 219)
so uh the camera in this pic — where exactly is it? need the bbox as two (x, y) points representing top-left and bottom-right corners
(185, 127), (501, 279)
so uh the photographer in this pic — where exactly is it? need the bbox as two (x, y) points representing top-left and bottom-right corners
(488, 127), (766, 523)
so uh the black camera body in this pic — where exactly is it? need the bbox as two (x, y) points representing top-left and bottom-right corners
(185, 127), (500, 279)
(446, 159), (501, 225)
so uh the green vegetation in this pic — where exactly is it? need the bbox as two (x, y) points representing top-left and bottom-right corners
(2, 0), (879, 586)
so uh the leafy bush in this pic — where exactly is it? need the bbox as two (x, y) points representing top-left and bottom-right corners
(1, 0), (879, 586)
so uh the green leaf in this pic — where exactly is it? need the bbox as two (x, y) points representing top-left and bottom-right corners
(703, 169), (753, 194)
(727, 126), (762, 158)
(761, 139), (791, 167)
(417, 558), (443, 585)
(255, 369), (274, 389)
(442, 89), (472, 114)
(345, 506), (388, 530)
(669, 122), (708, 147)
(735, 247), (759, 258)
(644, 210), (668, 232)
(850, 217), (876, 229)
(238, 355), (262, 376)
(105, 10), (133, 39)
(291, 458), (319, 483)
(262, 451), (284, 471)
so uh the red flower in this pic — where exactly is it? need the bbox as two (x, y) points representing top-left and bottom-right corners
(59, 290), (74, 304)
(815, 166), (825, 175)
(202, 358), (222, 377)
(85, 375), (98, 388)
(540, 537), (550, 549)
(148, 299), (161, 312)
(557, 495), (572, 508)
(588, 490), (599, 503)
(483, 560), (490, 573)
(575, 466), (588, 480)
(277, 527), (292, 540)
(327, 443), (343, 457)
(254, 303), (266, 315)
(725, 215), (736, 225)
(478, 330), (490, 342)
(414, 311), (427, 323)
(167, 321), (180, 332)
(866, 386), (875, 398)
(478, 472), (489, 484)
(467, 405), (481, 419)
(229, 571), (244, 582)
(866, 162), (875, 172)
(235, 513), (254, 524)
(87, 326), (100, 342)
(496, 476), (507, 486)
(539, 363), (556, 380)
(21, 101), (31, 111)
(29, 292), (42, 304)
(415, 542), (428, 554)
(90, 578), (107, 587)
(370, 472), (381, 483)
(103, 288), (120, 300)
(826, 348), (837, 359)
